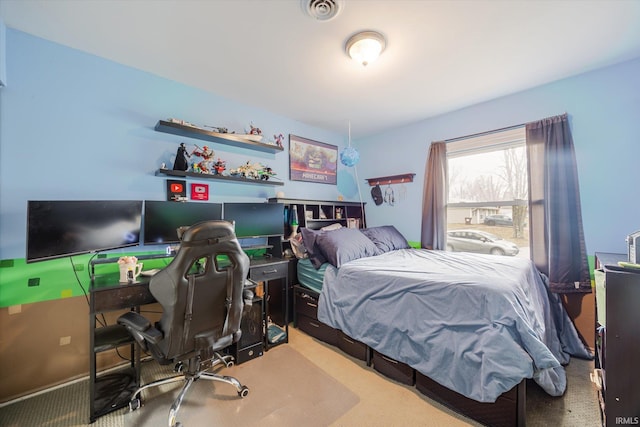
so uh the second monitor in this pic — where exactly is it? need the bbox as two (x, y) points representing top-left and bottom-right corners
(223, 203), (284, 239)
(144, 201), (223, 245)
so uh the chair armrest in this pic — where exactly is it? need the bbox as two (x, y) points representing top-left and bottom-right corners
(118, 311), (163, 344)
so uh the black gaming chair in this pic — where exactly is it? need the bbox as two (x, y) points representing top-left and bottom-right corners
(118, 220), (251, 427)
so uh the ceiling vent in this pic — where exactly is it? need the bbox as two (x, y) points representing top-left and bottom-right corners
(302, 0), (344, 21)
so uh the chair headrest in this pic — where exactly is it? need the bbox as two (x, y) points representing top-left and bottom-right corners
(179, 220), (237, 247)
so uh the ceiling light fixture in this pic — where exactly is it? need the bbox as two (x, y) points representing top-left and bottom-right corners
(345, 31), (386, 66)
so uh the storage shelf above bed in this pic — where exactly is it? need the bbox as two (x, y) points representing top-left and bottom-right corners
(268, 198), (366, 233)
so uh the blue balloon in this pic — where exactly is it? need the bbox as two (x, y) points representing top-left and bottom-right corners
(340, 147), (360, 167)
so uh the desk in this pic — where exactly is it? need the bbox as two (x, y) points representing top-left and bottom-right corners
(89, 273), (155, 423)
(248, 258), (289, 350)
(88, 256), (289, 422)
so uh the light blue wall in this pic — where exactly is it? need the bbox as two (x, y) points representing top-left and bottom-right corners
(354, 57), (640, 254)
(0, 29), (360, 260)
(2, 28), (638, 260)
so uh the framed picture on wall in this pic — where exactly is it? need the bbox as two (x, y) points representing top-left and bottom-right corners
(166, 179), (187, 201)
(289, 134), (337, 184)
(190, 183), (209, 201)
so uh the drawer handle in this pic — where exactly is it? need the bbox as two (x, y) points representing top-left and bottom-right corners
(260, 269), (278, 274)
(343, 337), (355, 344)
(381, 355), (398, 364)
(306, 302), (318, 308)
(309, 321), (320, 328)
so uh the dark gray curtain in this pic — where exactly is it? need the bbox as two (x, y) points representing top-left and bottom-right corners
(421, 141), (446, 250)
(526, 113), (591, 293)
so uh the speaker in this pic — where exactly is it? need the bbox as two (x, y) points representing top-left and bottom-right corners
(238, 297), (263, 349)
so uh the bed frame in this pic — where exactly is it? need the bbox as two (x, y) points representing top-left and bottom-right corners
(296, 222), (527, 426)
(294, 282), (526, 427)
(415, 371), (526, 427)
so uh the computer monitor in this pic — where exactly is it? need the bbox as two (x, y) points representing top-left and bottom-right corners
(143, 200), (223, 245)
(223, 202), (284, 238)
(26, 200), (143, 263)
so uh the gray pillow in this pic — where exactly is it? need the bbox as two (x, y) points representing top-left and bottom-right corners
(315, 227), (380, 268)
(300, 227), (328, 268)
(361, 225), (410, 253)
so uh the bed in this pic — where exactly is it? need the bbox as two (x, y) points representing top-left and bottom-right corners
(294, 224), (591, 426)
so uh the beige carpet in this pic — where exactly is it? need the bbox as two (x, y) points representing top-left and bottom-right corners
(0, 327), (601, 427)
(121, 345), (359, 427)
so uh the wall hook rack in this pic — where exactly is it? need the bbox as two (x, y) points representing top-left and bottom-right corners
(366, 173), (415, 186)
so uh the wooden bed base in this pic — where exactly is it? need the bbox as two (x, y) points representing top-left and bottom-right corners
(414, 371), (526, 427)
(294, 284), (526, 426)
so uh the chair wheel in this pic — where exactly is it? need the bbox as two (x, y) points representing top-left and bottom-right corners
(129, 398), (141, 411)
(238, 386), (249, 398)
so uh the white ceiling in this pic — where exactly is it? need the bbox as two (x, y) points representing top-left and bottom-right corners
(2, 0), (640, 138)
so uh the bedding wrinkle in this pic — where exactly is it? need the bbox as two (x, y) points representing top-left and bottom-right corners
(317, 249), (591, 403)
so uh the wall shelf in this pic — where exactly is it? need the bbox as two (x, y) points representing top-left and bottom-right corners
(156, 168), (284, 186)
(366, 173), (415, 186)
(155, 120), (284, 154)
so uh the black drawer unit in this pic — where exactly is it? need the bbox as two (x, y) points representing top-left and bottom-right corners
(293, 285), (370, 360)
(337, 330), (370, 363)
(416, 372), (524, 427)
(595, 253), (640, 426)
(293, 285), (338, 346)
(249, 261), (288, 282)
(372, 350), (415, 386)
(294, 285), (322, 321)
(297, 314), (339, 346)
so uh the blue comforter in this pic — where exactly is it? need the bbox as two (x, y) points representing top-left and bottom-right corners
(317, 248), (591, 402)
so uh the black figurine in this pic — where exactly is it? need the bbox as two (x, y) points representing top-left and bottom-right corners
(173, 142), (191, 171)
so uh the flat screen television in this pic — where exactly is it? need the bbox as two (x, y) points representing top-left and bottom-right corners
(223, 202), (284, 238)
(26, 200), (143, 263)
(143, 201), (223, 245)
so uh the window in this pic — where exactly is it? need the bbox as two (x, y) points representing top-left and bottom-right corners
(445, 127), (529, 258)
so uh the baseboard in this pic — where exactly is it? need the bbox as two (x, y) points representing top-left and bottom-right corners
(0, 357), (152, 407)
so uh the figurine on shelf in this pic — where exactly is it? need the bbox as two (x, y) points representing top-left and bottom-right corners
(173, 142), (191, 171)
(229, 161), (275, 180)
(190, 144), (215, 174)
(257, 165), (276, 181)
(274, 133), (284, 148)
(230, 161), (259, 179)
(213, 158), (226, 175)
(204, 125), (231, 134)
(248, 124), (262, 136)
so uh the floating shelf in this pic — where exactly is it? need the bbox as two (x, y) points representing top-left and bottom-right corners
(366, 173), (415, 186)
(156, 168), (284, 186)
(155, 120), (285, 154)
